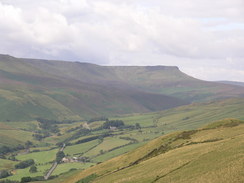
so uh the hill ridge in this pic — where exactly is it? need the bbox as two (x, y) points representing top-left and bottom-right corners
(0, 54), (243, 120)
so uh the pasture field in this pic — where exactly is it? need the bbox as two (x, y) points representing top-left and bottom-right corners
(52, 162), (95, 176)
(16, 148), (59, 164)
(88, 121), (105, 129)
(6, 164), (51, 181)
(111, 112), (156, 127)
(155, 98), (244, 131)
(58, 122), (83, 134)
(0, 159), (17, 170)
(2, 121), (38, 131)
(0, 129), (34, 146)
(117, 129), (161, 142)
(83, 137), (130, 157)
(69, 134), (101, 144)
(64, 140), (100, 156)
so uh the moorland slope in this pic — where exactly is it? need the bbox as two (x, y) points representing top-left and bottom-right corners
(0, 54), (243, 121)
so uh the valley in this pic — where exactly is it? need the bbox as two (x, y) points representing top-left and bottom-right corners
(0, 98), (243, 182)
(0, 55), (243, 183)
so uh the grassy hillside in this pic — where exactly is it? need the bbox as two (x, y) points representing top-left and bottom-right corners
(114, 98), (244, 133)
(0, 54), (190, 121)
(0, 54), (243, 121)
(61, 119), (244, 183)
(0, 98), (243, 182)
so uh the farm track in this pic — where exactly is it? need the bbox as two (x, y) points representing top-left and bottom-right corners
(44, 144), (66, 180)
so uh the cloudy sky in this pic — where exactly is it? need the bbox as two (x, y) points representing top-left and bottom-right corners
(0, 0), (244, 81)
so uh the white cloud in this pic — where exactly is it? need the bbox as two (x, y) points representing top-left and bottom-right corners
(0, 0), (243, 81)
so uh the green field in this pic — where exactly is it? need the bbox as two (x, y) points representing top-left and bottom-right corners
(155, 98), (244, 132)
(64, 140), (100, 156)
(52, 163), (95, 176)
(2, 121), (39, 131)
(83, 137), (130, 158)
(0, 129), (35, 146)
(111, 112), (156, 127)
(6, 164), (51, 181)
(16, 148), (59, 164)
(0, 159), (17, 170)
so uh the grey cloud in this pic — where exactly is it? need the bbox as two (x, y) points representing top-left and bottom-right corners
(0, 0), (243, 81)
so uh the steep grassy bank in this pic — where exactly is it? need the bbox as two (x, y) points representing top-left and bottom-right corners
(63, 119), (244, 183)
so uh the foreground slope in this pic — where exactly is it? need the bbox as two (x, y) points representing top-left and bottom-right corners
(61, 119), (244, 183)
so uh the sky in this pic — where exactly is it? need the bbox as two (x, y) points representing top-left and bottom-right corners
(0, 0), (244, 81)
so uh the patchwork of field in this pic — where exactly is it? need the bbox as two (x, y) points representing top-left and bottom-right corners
(0, 98), (243, 182)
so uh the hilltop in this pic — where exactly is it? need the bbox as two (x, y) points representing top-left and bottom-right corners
(0, 54), (243, 121)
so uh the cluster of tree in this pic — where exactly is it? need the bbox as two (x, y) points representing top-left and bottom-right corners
(65, 125), (83, 133)
(75, 133), (112, 145)
(24, 141), (33, 148)
(60, 128), (91, 145)
(102, 120), (125, 129)
(29, 165), (37, 173)
(78, 156), (90, 163)
(87, 117), (108, 123)
(20, 175), (57, 183)
(0, 141), (34, 157)
(32, 133), (50, 141)
(56, 151), (65, 163)
(0, 145), (25, 156)
(135, 123), (141, 129)
(0, 170), (11, 179)
(119, 136), (138, 143)
(36, 118), (60, 134)
(8, 155), (17, 161)
(15, 159), (35, 169)
(20, 176), (44, 183)
(0, 180), (20, 183)
(36, 118), (78, 124)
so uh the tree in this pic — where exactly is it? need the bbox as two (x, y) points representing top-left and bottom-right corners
(0, 170), (10, 178)
(56, 151), (65, 163)
(21, 177), (32, 183)
(15, 159), (35, 169)
(29, 165), (37, 173)
(25, 141), (33, 148)
(102, 120), (125, 129)
(135, 123), (141, 129)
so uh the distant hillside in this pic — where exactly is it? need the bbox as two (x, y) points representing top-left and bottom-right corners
(217, 80), (244, 87)
(0, 54), (243, 121)
(62, 119), (244, 183)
